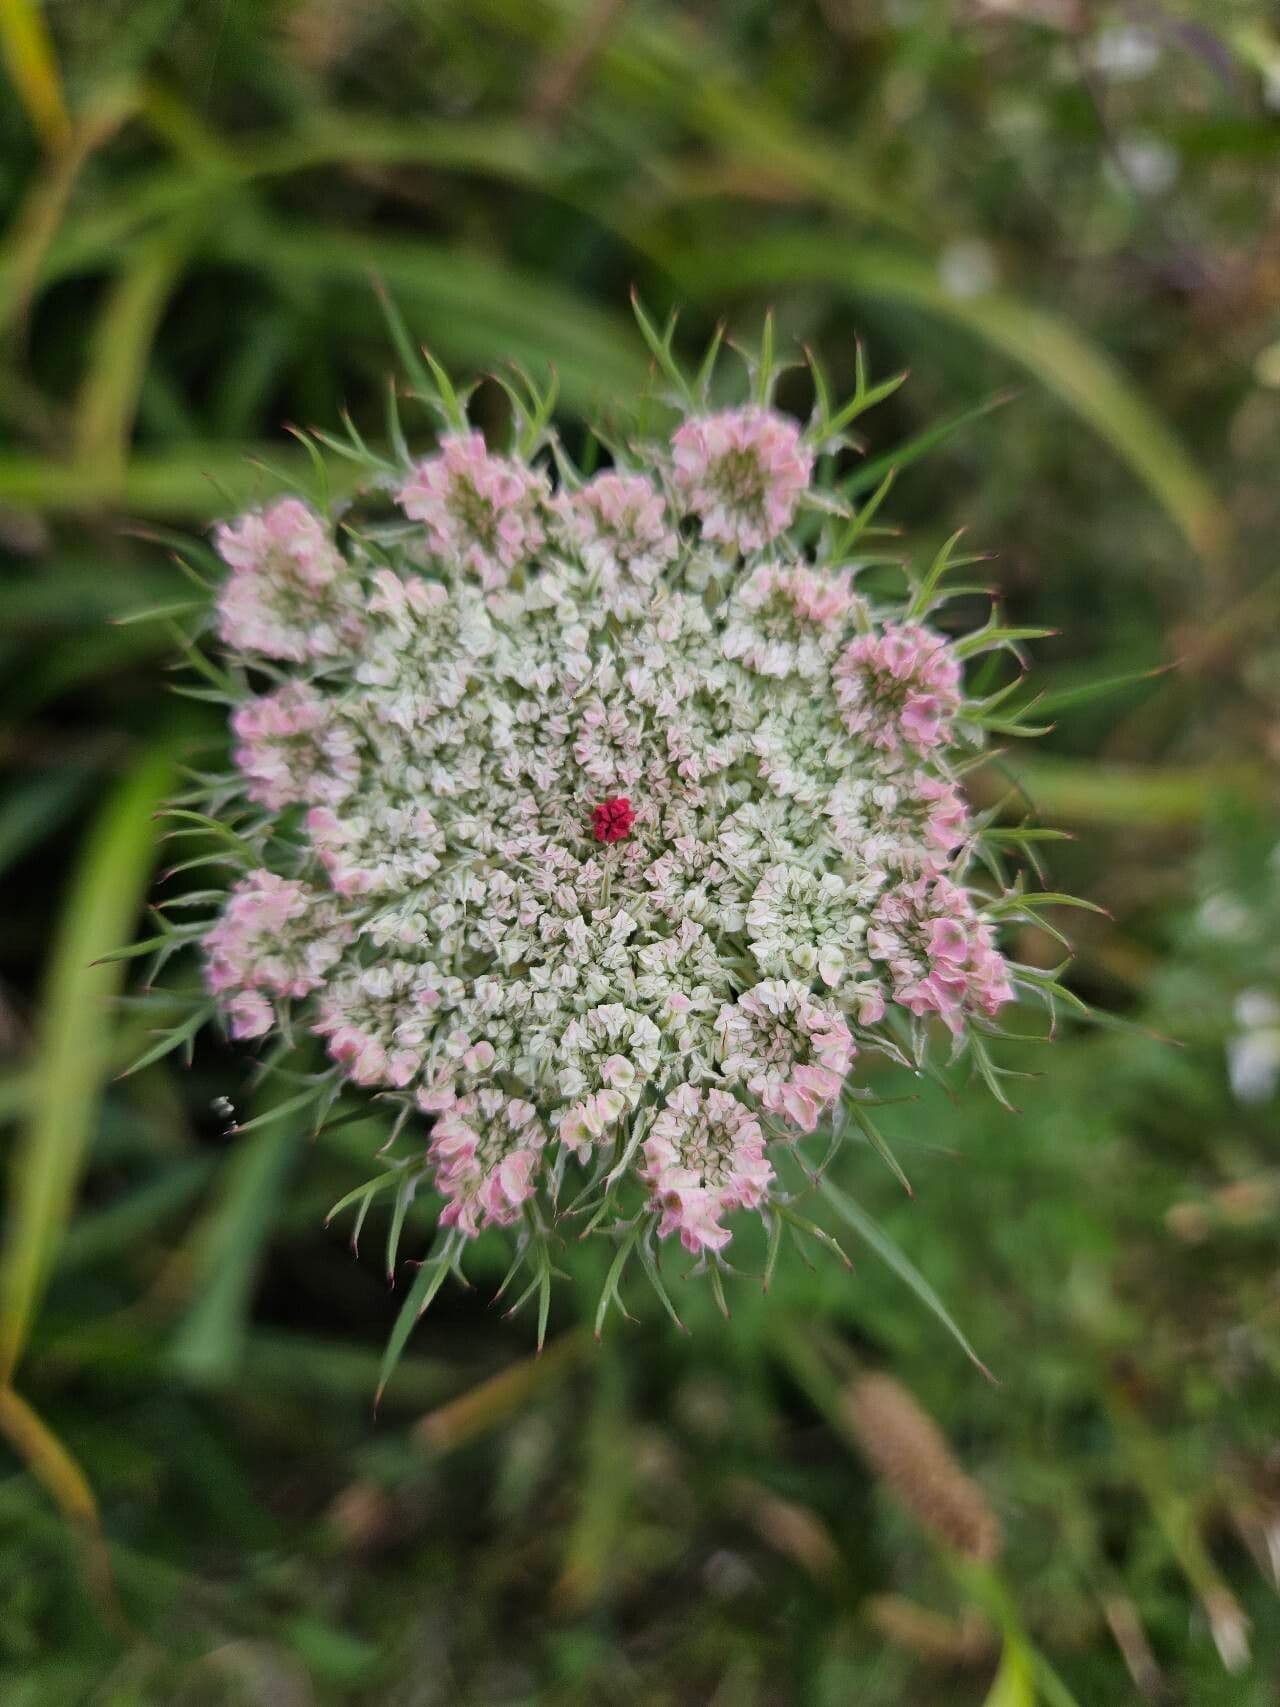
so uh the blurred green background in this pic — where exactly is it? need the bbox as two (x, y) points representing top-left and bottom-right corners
(2, 1), (1279, 1702)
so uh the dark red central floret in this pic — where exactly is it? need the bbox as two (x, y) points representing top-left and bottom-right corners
(591, 796), (636, 843)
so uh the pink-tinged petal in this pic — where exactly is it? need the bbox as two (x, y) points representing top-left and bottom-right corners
(672, 407), (812, 552)
(397, 432), (547, 589)
(215, 499), (362, 661)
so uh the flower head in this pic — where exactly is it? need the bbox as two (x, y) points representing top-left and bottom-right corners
(833, 623), (963, 755)
(643, 1085), (771, 1253)
(672, 407), (813, 552)
(723, 563), (862, 678)
(307, 797), (445, 896)
(312, 961), (438, 1087)
(716, 980), (856, 1132)
(557, 472), (677, 600)
(868, 876), (1013, 1036)
(205, 871), (349, 1036)
(557, 1004), (662, 1155)
(429, 1091), (547, 1237)
(745, 861), (880, 987)
(186, 327), (1063, 1340)
(397, 431), (547, 589)
(231, 683), (361, 811)
(215, 498), (364, 661)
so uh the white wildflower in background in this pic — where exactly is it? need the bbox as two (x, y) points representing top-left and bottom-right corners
(1227, 990), (1280, 1106)
(1112, 134), (1180, 198)
(152, 307), (1068, 1344)
(1090, 25), (1161, 84)
(938, 239), (998, 301)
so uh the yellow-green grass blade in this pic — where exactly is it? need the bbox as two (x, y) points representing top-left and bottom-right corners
(73, 221), (195, 490)
(0, 1384), (95, 1525)
(0, 0), (70, 154)
(0, 445), (342, 517)
(0, 1385), (115, 1615)
(0, 87), (138, 335)
(0, 746), (173, 1382)
(671, 235), (1227, 566)
(981, 756), (1270, 827)
(981, 1639), (1037, 1707)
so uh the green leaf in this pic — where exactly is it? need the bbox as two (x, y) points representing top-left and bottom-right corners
(818, 1177), (994, 1381)
(229, 1080), (332, 1137)
(595, 1224), (640, 1338)
(117, 999), (214, 1078)
(847, 1102), (913, 1197)
(377, 1235), (459, 1406)
(953, 621), (1055, 662)
(0, 748), (173, 1383)
(991, 892), (1109, 918)
(73, 221), (194, 488)
(635, 1233), (686, 1333)
(980, 828), (1072, 846)
(325, 1169), (400, 1235)
(1006, 663), (1174, 720)
(831, 467), (896, 558)
(842, 393), (1014, 499)
(906, 529), (973, 620)
(385, 1168), (418, 1282)
(630, 288), (692, 403)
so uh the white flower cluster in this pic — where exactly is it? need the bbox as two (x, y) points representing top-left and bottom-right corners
(201, 376), (1022, 1265)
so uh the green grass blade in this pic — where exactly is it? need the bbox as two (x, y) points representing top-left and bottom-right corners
(981, 1638), (1036, 1707)
(994, 756), (1268, 827)
(73, 223), (193, 488)
(0, 445), (352, 517)
(846, 397), (1017, 501)
(0, 0), (70, 153)
(0, 747), (173, 1383)
(818, 1177), (993, 1381)
(56, 1157), (214, 1274)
